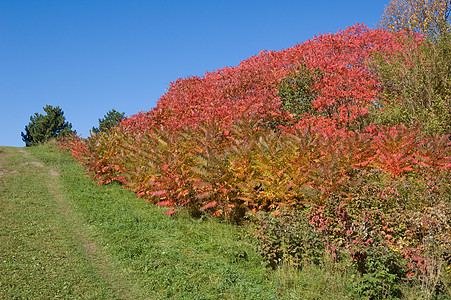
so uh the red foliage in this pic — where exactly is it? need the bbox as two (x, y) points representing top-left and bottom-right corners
(120, 24), (414, 132)
(57, 133), (89, 162)
(57, 25), (450, 279)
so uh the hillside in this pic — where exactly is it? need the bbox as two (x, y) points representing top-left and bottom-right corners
(1, 144), (355, 299)
(57, 24), (451, 299)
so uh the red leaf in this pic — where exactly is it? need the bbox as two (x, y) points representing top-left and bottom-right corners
(151, 190), (167, 197)
(163, 208), (175, 215)
(212, 209), (222, 216)
(200, 201), (217, 211)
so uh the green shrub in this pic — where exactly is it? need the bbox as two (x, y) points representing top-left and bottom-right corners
(253, 207), (326, 269)
(278, 65), (321, 118)
(351, 232), (408, 299)
(370, 33), (451, 136)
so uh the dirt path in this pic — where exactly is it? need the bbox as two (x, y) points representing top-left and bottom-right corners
(0, 147), (143, 299)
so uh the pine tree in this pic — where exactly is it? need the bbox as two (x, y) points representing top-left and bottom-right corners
(21, 105), (74, 146)
(91, 109), (125, 134)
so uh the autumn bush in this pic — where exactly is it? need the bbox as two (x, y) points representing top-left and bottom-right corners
(59, 24), (451, 297)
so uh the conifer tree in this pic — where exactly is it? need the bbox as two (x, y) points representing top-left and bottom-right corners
(21, 105), (74, 147)
(91, 109), (125, 134)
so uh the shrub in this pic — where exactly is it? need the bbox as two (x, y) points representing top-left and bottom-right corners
(57, 24), (451, 298)
(253, 207), (327, 269)
(114, 24), (407, 132)
(351, 239), (407, 299)
(370, 32), (451, 136)
(278, 65), (321, 118)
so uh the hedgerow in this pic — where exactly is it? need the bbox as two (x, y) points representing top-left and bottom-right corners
(59, 24), (450, 298)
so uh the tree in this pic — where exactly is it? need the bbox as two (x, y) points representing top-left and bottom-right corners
(370, 32), (451, 136)
(380, 0), (451, 38)
(91, 109), (125, 135)
(21, 105), (74, 147)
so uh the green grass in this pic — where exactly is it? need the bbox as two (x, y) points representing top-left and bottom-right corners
(0, 146), (121, 299)
(1, 143), (357, 299)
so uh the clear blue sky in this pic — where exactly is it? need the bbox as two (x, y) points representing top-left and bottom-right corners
(1, 0), (389, 147)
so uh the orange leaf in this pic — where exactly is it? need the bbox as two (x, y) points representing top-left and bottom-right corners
(200, 201), (217, 211)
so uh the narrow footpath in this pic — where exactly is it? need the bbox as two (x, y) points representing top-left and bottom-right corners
(0, 147), (143, 299)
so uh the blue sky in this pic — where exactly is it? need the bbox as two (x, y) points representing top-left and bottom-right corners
(1, 0), (389, 147)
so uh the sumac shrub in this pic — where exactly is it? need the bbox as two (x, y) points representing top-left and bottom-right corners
(57, 23), (451, 297)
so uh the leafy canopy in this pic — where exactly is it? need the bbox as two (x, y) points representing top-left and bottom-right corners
(278, 65), (321, 118)
(380, 0), (451, 39)
(21, 105), (74, 147)
(91, 109), (125, 135)
(371, 31), (451, 136)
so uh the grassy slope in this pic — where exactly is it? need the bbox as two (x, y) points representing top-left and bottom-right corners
(0, 143), (353, 299)
(0, 146), (124, 299)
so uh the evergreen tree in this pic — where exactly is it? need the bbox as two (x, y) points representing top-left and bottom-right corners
(91, 109), (125, 134)
(21, 105), (74, 147)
